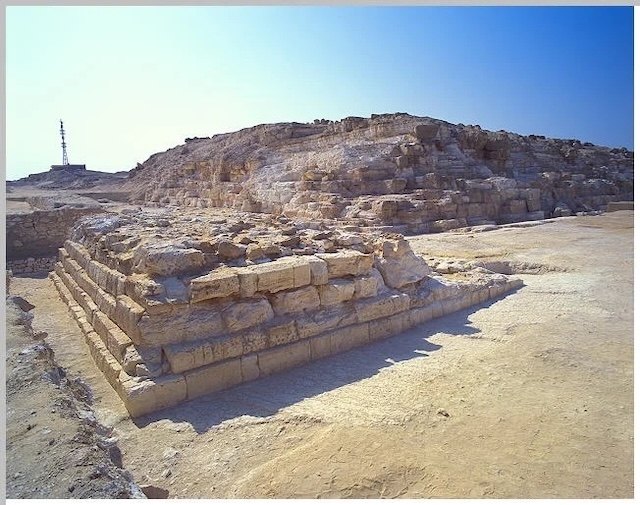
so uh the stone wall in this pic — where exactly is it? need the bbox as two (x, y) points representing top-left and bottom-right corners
(51, 210), (522, 417)
(7, 256), (57, 274)
(6, 207), (105, 261)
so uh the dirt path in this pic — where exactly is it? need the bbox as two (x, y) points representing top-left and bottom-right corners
(9, 211), (633, 498)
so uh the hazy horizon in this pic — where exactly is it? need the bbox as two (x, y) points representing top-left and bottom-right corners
(6, 6), (634, 181)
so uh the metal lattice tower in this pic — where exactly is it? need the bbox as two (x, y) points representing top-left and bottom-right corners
(59, 119), (69, 165)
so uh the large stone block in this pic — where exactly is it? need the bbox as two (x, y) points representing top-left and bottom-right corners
(369, 313), (410, 341)
(222, 297), (274, 332)
(189, 268), (240, 302)
(329, 324), (370, 353)
(244, 257), (303, 294)
(115, 295), (145, 344)
(265, 320), (299, 346)
(318, 279), (355, 306)
(307, 256), (329, 285)
(94, 287), (117, 321)
(106, 325), (134, 364)
(184, 358), (243, 400)
(137, 301), (225, 346)
(257, 340), (311, 376)
(236, 269), (258, 297)
(241, 353), (260, 381)
(133, 241), (206, 277)
(296, 306), (359, 339)
(309, 333), (333, 361)
(316, 250), (374, 278)
(353, 274), (378, 299)
(119, 372), (188, 417)
(270, 285), (320, 316)
(354, 293), (411, 324)
(374, 238), (431, 289)
(409, 304), (434, 327)
(242, 329), (270, 354)
(64, 240), (91, 269)
(84, 331), (122, 386)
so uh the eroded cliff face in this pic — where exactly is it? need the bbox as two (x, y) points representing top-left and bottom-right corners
(126, 113), (633, 233)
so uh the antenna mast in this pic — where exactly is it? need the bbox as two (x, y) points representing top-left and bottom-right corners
(59, 119), (69, 165)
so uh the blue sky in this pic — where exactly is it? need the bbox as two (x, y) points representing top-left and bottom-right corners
(5, 6), (634, 180)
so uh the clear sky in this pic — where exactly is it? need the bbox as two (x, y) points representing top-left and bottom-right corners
(5, 5), (634, 181)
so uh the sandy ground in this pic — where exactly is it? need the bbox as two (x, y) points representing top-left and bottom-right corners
(7, 211), (633, 499)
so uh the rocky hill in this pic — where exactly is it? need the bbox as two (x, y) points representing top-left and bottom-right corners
(125, 113), (633, 233)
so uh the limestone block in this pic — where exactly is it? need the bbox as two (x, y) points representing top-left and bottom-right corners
(409, 304), (434, 327)
(133, 241), (205, 277)
(163, 332), (243, 374)
(265, 320), (299, 346)
(236, 269), (258, 297)
(354, 293), (411, 324)
(190, 268), (240, 303)
(159, 277), (189, 304)
(122, 346), (146, 376)
(64, 240), (91, 269)
(222, 297), (274, 332)
(85, 331), (122, 387)
(329, 324), (370, 353)
(242, 329), (270, 354)
(93, 310), (118, 344)
(431, 300), (445, 319)
(94, 287), (117, 321)
(106, 325), (134, 364)
(115, 295), (144, 344)
(374, 238), (431, 289)
(353, 274), (378, 299)
(489, 283), (506, 299)
(74, 271), (99, 300)
(306, 256), (329, 285)
(62, 254), (82, 276)
(309, 333), (333, 361)
(249, 256), (311, 293)
(76, 290), (99, 319)
(441, 296), (463, 315)
(241, 353), (260, 381)
(185, 359), (243, 400)
(137, 301), (225, 346)
(316, 250), (374, 278)
(296, 306), (359, 339)
(369, 313), (410, 341)
(270, 285), (320, 316)
(119, 373), (188, 417)
(318, 279), (355, 306)
(258, 340), (311, 377)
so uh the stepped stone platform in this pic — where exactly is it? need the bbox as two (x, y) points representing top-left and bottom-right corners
(50, 207), (522, 417)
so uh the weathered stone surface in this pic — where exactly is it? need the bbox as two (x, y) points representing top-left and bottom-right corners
(316, 250), (374, 278)
(184, 359), (243, 400)
(248, 256), (311, 294)
(137, 302), (226, 346)
(374, 238), (431, 289)
(270, 286), (320, 316)
(318, 279), (355, 306)
(221, 297), (274, 332)
(257, 340), (311, 376)
(354, 293), (411, 323)
(133, 241), (205, 276)
(296, 306), (359, 339)
(189, 268), (240, 302)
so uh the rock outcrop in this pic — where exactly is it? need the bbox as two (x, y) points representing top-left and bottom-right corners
(126, 113), (633, 233)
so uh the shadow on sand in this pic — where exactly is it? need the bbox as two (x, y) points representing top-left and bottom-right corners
(132, 290), (520, 433)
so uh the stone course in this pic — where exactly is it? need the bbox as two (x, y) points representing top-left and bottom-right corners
(51, 209), (523, 416)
